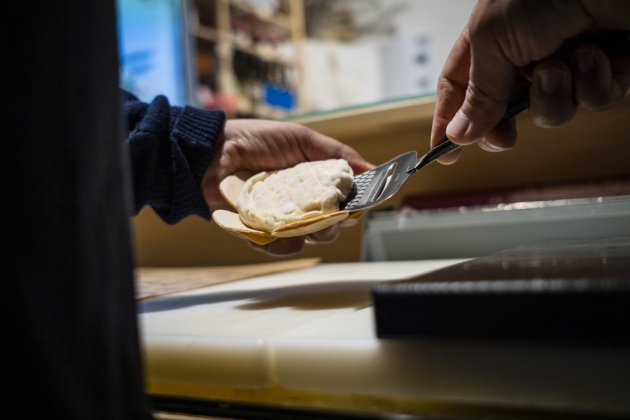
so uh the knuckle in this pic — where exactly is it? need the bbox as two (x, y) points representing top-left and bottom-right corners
(436, 77), (466, 97)
(295, 123), (312, 137)
(468, 14), (493, 41)
(468, 0), (512, 39)
(340, 144), (356, 159)
(464, 82), (506, 113)
(436, 76), (451, 91)
(228, 137), (248, 156)
(284, 121), (308, 137)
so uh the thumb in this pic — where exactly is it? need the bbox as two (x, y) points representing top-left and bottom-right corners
(446, 47), (516, 145)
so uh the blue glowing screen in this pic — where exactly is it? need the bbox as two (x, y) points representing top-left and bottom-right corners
(117, 0), (186, 105)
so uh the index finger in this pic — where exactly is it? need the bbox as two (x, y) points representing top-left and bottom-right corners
(431, 26), (471, 164)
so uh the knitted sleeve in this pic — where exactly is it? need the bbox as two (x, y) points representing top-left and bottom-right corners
(122, 91), (226, 224)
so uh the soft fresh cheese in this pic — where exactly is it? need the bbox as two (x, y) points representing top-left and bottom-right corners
(236, 159), (354, 232)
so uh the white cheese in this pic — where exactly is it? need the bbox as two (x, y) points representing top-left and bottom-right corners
(236, 159), (354, 233)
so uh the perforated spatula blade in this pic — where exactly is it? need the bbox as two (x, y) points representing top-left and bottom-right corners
(340, 151), (418, 212)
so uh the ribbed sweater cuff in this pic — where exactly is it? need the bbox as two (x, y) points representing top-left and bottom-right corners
(159, 106), (226, 224)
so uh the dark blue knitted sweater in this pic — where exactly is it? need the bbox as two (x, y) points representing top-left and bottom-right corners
(123, 91), (226, 224)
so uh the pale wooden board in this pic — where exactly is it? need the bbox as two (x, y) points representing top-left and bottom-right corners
(135, 258), (320, 301)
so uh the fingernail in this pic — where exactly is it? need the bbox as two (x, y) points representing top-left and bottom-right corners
(446, 112), (470, 140)
(576, 49), (595, 73)
(478, 137), (505, 152)
(538, 69), (563, 93)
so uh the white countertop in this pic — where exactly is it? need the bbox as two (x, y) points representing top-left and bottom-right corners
(139, 260), (630, 417)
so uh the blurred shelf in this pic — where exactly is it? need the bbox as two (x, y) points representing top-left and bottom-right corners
(193, 0), (305, 116)
(228, 0), (292, 31)
(194, 25), (219, 42)
(195, 25), (294, 65)
(232, 39), (295, 65)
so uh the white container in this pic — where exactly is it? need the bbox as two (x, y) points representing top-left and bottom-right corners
(363, 195), (630, 261)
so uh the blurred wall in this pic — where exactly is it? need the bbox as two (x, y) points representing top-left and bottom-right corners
(380, 0), (475, 80)
(303, 40), (383, 111)
(302, 0), (476, 111)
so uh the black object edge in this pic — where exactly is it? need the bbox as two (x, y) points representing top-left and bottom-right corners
(373, 238), (630, 345)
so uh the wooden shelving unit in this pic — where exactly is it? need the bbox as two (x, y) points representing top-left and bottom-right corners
(191, 0), (306, 118)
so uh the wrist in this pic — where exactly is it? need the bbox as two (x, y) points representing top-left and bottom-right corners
(201, 129), (229, 214)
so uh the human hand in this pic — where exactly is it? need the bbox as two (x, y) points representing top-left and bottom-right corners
(432, 0), (630, 164)
(201, 119), (373, 255)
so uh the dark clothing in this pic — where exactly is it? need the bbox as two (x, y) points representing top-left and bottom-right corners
(1, 1), (223, 419)
(124, 91), (225, 224)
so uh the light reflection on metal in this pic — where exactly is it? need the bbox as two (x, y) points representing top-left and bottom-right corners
(393, 194), (630, 217)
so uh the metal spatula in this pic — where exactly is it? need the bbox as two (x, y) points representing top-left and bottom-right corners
(340, 85), (531, 213)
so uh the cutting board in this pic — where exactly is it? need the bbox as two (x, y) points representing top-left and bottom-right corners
(138, 260), (630, 419)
